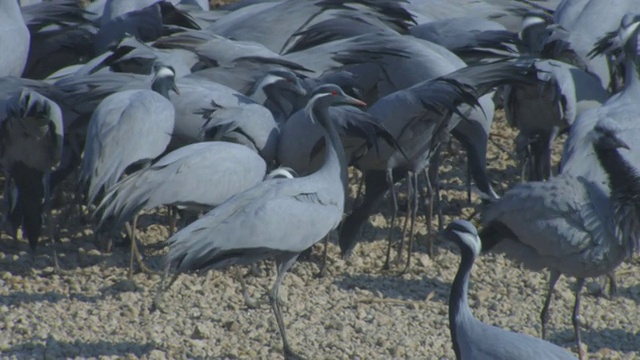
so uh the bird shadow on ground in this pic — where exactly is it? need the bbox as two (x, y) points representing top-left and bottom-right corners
(615, 284), (640, 304)
(0, 277), (145, 306)
(548, 328), (640, 353)
(4, 337), (156, 359)
(0, 234), (166, 276)
(333, 272), (449, 303)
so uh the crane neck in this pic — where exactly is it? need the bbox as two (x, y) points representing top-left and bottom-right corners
(309, 104), (349, 192)
(449, 246), (476, 360)
(0, 0), (21, 20)
(622, 52), (640, 95)
(594, 143), (640, 254)
(151, 77), (173, 100)
(247, 75), (277, 105)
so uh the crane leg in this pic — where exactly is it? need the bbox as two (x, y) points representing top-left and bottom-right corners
(150, 261), (180, 313)
(236, 267), (258, 309)
(167, 206), (177, 236)
(425, 169), (435, 257)
(399, 171), (419, 276)
(572, 278), (586, 360)
(429, 151), (443, 232)
(43, 175), (55, 244)
(127, 217), (138, 279)
(607, 272), (617, 297)
(270, 255), (303, 360)
(354, 171), (365, 206)
(396, 203), (411, 265)
(396, 173), (412, 266)
(315, 234), (330, 278)
(126, 214), (157, 278)
(383, 169), (398, 270)
(544, 126), (560, 180)
(540, 270), (560, 339)
(466, 157), (472, 203)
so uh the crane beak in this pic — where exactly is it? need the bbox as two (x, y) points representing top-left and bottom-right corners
(615, 137), (631, 150)
(172, 83), (181, 95)
(293, 79), (307, 96)
(345, 96), (366, 108)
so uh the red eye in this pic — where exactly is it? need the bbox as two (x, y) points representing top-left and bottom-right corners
(331, 91), (337, 96)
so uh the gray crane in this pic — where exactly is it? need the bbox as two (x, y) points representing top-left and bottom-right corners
(0, 0), (30, 77)
(79, 63), (178, 275)
(550, 0), (639, 90)
(283, 30), (503, 268)
(344, 60), (538, 272)
(167, 75), (281, 162)
(443, 219), (577, 360)
(82, 36), (199, 79)
(561, 14), (640, 193)
(480, 118), (640, 360)
(79, 63), (179, 204)
(97, 141), (268, 231)
(207, 0), (413, 54)
(503, 12), (609, 182)
(95, 1), (200, 55)
(96, 141), (268, 279)
(0, 89), (64, 254)
(163, 84), (366, 359)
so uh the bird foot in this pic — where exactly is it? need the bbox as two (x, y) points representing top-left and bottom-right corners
(396, 265), (411, 277)
(130, 261), (158, 278)
(52, 252), (73, 276)
(284, 348), (306, 360)
(381, 256), (392, 271)
(314, 266), (328, 279)
(130, 244), (158, 278)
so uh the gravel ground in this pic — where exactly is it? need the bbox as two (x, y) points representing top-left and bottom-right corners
(1, 111), (639, 360)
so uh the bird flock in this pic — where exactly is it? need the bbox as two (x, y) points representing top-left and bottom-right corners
(1, 0), (639, 359)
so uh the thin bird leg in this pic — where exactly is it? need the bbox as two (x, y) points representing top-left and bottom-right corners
(354, 171), (365, 206)
(521, 154), (529, 183)
(424, 169), (435, 257)
(573, 278), (586, 360)
(236, 266), (257, 309)
(467, 157), (472, 203)
(429, 152), (443, 232)
(543, 126), (560, 180)
(395, 173), (413, 266)
(400, 171), (419, 276)
(540, 270), (561, 339)
(607, 272), (618, 297)
(383, 169), (398, 270)
(269, 255), (303, 360)
(43, 173), (55, 243)
(167, 206), (177, 236)
(126, 216), (138, 278)
(315, 234), (330, 278)
(150, 261), (180, 313)
(52, 250), (72, 275)
(126, 215), (157, 277)
(399, 202), (411, 250)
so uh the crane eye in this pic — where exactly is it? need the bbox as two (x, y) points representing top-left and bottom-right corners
(331, 91), (337, 96)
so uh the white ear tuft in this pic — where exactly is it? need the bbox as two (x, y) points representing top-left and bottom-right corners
(155, 66), (175, 79)
(455, 230), (482, 256)
(521, 16), (546, 31)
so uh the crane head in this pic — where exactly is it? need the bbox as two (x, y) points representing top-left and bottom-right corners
(592, 118), (630, 151)
(442, 220), (482, 257)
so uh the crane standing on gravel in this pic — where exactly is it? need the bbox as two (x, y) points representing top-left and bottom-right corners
(480, 118), (640, 360)
(443, 219), (577, 360)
